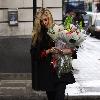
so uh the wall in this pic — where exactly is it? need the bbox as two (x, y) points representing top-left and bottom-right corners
(0, 0), (63, 73)
(37, 0), (62, 24)
(0, 0), (62, 36)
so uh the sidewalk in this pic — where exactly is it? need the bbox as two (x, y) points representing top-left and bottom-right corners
(0, 79), (100, 100)
(0, 77), (47, 100)
(0, 37), (100, 100)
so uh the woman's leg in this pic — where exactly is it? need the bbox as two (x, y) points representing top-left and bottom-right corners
(55, 83), (66, 100)
(46, 91), (56, 100)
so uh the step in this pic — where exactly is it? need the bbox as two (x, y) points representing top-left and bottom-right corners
(0, 80), (31, 95)
(0, 73), (31, 80)
(0, 94), (100, 100)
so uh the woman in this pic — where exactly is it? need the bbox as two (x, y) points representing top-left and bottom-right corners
(30, 8), (76, 100)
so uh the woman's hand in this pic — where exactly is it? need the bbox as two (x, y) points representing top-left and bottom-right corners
(55, 48), (73, 55)
(61, 48), (72, 55)
(46, 47), (73, 55)
(46, 47), (60, 54)
(46, 47), (59, 54)
(49, 47), (60, 54)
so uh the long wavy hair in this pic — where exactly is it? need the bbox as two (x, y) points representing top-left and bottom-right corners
(32, 8), (54, 46)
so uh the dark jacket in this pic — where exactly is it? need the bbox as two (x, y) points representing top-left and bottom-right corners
(30, 30), (75, 91)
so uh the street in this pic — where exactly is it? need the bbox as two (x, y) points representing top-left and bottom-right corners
(65, 36), (100, 95)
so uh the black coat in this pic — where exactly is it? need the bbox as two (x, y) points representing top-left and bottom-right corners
(30, 32), (75, 91)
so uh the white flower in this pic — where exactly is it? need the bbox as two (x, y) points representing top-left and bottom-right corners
(48, 24), (86, 48)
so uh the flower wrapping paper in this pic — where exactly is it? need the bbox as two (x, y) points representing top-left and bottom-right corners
(48, 24), (87, 78)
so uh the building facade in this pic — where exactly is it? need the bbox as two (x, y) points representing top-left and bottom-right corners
(0, 0), (62, 36)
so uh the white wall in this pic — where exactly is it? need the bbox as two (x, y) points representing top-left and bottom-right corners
(37, 0), (62, 24)
(0, 0), (33, 36)
(0, 0), (63, 36)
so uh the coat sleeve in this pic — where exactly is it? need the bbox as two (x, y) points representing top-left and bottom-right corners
(30, 43), (50, 60)
(30, 44), (37, 60)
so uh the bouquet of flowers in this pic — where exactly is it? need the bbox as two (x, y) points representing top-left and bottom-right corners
(48, 24), (86, 78)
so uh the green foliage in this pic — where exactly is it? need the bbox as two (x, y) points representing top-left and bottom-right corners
(79, 21), (83, 30)
(64, 16), (73, 31)
(64, 16), (83, 31)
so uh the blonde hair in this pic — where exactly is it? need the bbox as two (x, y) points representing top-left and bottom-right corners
(32, 8), (54, 46)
